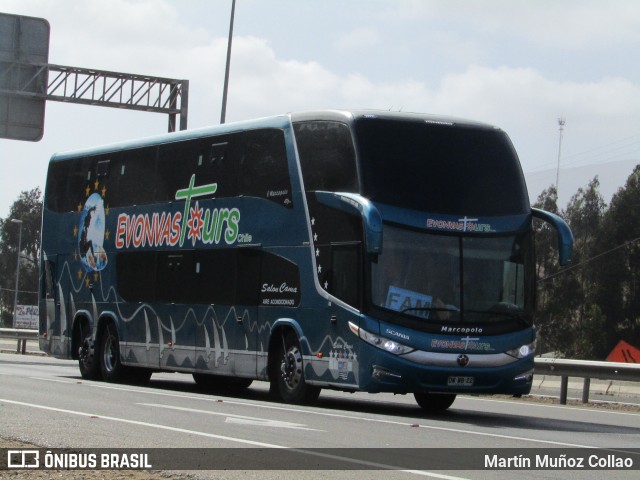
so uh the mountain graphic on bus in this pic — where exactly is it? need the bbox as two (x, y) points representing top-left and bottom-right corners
(78, 192), (108, 272)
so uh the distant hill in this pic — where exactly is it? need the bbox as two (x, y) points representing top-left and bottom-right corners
(524, 158), (639, 209)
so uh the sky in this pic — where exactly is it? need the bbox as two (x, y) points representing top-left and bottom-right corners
(1, 0), (640, 217)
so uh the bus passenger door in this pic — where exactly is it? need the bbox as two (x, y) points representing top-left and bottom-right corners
(305, 193), (366, 388)
(228, 249), (260, 378)
(322, 242), (363, 388)
(192, 249), (259, 379)
(156, 253), (197, 372)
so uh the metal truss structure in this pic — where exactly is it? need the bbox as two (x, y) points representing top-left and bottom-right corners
(0, 61), (189, 132)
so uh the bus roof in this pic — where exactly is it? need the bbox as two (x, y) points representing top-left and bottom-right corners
(49, 113), (292, 162)
(49, 109), (499, 162)
(289, 109), (497, 130)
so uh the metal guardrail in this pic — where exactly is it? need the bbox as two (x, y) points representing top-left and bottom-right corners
(0, 330), (637, 405)
(534, 357), (640, 404)
(0, 328), (38, 354)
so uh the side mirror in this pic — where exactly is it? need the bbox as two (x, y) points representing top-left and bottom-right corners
(532, 208), (574, 266)
(314, 191), (383, 254)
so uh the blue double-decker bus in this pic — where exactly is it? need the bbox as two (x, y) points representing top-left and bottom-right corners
(39, 110), (572, 411)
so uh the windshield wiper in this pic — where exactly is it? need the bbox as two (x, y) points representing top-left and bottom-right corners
(465, 308), (530, 326)
(397, 306), (460, 320)
(400, 306), (457, 315)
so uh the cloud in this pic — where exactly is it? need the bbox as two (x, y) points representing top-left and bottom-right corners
(387, 0), (640, 49)
(229, 52), (638, 174)
(333, 27), (380, 52)
(423, 66), (640, 169)
(221, 52), (640, 173)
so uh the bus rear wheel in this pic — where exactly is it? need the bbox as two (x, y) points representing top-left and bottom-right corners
(414, 392), (456, 412)
(78, 322), (100, 380)
(272, 331), (320, 404)
(99, 323), (151, 384)
(100, 323), (125, 383)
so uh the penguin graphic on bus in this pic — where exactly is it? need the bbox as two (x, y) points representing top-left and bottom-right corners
(78, 192), (108, 272)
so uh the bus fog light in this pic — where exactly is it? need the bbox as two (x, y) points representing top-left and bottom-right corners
(513, 370), (534, 383)
(372, 365), (402, 380)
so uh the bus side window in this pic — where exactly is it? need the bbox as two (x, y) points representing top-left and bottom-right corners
(155, 138), (224, 202)
(235, 249), (262, 305)
(210, 142), (227, 165)
(305, 195), (363, 307)
(115, 147), (157, 206)
(294, 121), (358, 193)
(190, 250), (236, 304)
(45, 157), (91, 212)
(330, 243), (361, 309)
(116, 251), (157, 302)
(206, 139), (237, 198)
(237, 129), (292, 207)
(157, 252), (198, 303)
(96, 159), (110, 178)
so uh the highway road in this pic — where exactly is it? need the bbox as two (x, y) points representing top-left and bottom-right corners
(1, 352), (639, 479)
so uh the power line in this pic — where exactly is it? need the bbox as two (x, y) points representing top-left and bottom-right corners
(539, 235), (640, 282)
(562, 134), (640, 164)
(528, 133), (640, 173)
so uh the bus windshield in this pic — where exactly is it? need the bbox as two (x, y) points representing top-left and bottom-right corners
(371, 225), (534, 326)
(355, 117), (530, 216)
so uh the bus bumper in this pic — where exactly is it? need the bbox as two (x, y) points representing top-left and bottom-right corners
(360, 351), (534, 396)
(349, 320), (535, 396)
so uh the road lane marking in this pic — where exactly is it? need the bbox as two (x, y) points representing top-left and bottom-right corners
(464, 395), (640, 416)
(20, 377), (640, 450)
(0, 397), (278, 447)
(138, 402), (323, 431)
(0, 397), (468, 479)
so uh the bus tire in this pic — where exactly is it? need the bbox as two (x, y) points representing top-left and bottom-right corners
(413, 392), (456, 412)
(99, 323), (125, 383)
(78, 322), (100, 380)
(272, 331), (320, 404)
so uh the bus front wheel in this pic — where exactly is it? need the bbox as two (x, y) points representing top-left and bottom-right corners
(414, 392), (456, 412)
(272, 331), (320, 404)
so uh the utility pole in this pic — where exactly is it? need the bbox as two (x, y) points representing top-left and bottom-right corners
(220, 0), (236, 124)
(555, 118), (566, 198)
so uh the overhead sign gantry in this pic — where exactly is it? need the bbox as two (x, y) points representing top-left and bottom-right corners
(0, 12), (189, 142)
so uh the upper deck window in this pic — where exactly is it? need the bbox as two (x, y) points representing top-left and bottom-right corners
(293, 121), (358, 193)
(355, 118), (529, 215)
(44, 128), (293, 212)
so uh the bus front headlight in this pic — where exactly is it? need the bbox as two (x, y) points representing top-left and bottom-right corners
(349, 322), (414, 355)
(382, 339), (413, 355)
(506, 341), (536, 359)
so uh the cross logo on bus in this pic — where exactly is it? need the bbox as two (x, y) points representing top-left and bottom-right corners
(462, 336), (480, 349)
(458, 216), (478, 232)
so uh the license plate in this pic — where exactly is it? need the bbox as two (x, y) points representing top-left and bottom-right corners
(447, 376), (474, 386)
